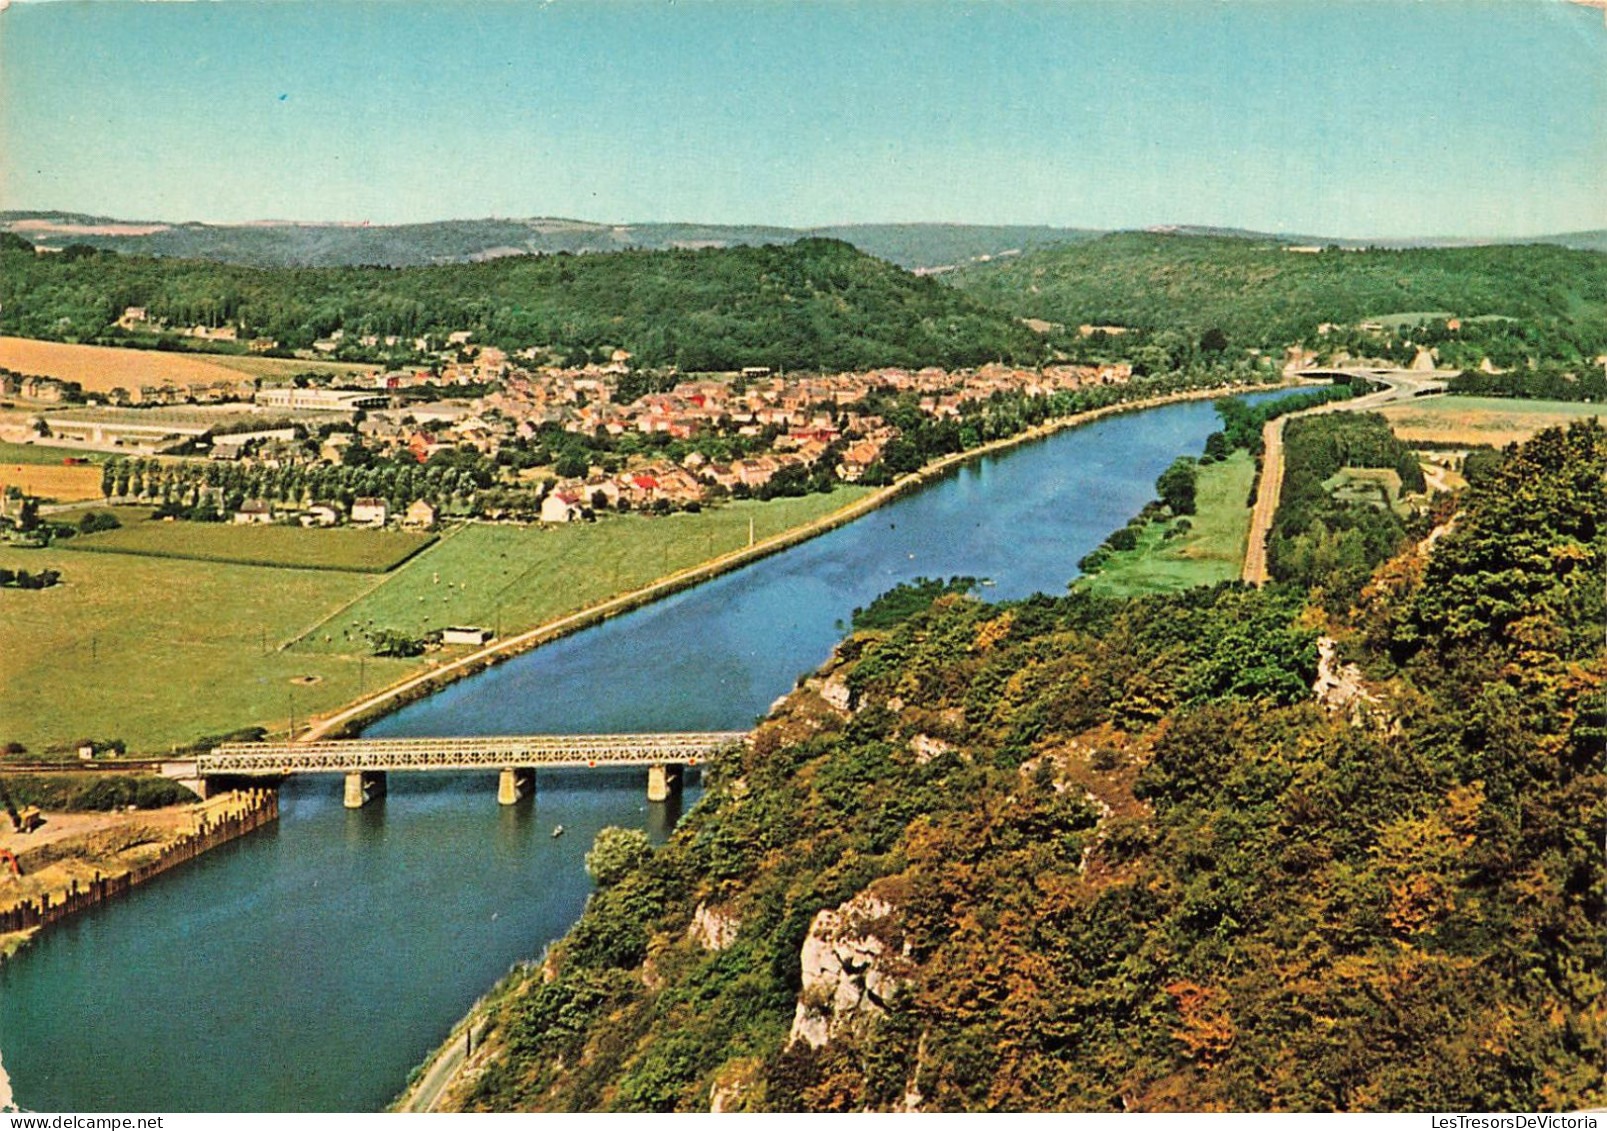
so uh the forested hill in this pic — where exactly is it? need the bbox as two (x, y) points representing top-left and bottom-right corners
(0, 213), (1101, 272)
(443, 422), (1605, 1113)
(0, 237), (1044, 371)
(950, 232), (1607, 350)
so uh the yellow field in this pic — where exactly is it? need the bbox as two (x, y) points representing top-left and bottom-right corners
(0, 337), (374, 395)
(1379, 396), (1602, 447)
(0, 462), (102, 502)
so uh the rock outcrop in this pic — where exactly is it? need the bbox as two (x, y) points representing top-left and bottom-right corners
(1312, 635), (1381, 718)
(688, 901), (741, 952)
(788, 886), (913, 1049)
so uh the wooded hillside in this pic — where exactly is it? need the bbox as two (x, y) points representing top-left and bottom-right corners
(0, 238), (1045, 372)
(951, 233), (1607, 359)
(442, 421), (1605, 1112)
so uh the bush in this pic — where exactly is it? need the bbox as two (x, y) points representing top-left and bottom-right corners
(585, 826), (653, 888)
(78, 510), (121, 534)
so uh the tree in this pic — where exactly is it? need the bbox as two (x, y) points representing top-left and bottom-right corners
(1156, 457), (1197, 516)
(584, 826), (652, 888)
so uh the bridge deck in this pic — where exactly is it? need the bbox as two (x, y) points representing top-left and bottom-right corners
(194, 732), (748, 775)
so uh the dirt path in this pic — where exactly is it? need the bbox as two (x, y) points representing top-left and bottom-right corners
(1241, 371), (1447, 585)
(395, 1018), (488, 1112)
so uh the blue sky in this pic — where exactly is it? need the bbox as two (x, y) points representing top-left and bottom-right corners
(1, 0), (1602, 237)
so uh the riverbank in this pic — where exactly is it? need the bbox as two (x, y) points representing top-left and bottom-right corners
(0, 375), (1315, 1113)
(0, 790), (278, 962)
(304, 375), (1303, 743)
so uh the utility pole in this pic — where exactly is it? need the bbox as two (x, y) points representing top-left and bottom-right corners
(748, 515), (755, 548)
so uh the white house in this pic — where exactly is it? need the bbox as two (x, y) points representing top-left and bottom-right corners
(351, 497), (388, 527)
(301, 503), (340, 527)
(232, 499), (273, 525)
(540, 491), (583, 524)
(441, 626), (493, 646)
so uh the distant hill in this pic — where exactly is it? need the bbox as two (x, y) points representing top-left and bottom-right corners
(5, 211), (1600, 272)
(0, 212), (1102, 272)
(949, 231), (1607, 348)
(1141, 224), (1607, 253)
(0, 236), (1046, 371)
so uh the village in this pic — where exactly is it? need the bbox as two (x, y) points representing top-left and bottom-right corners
(1, 328), (1135, 528)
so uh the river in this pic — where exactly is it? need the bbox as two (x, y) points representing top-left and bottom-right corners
(0, 389), (1297, 1112)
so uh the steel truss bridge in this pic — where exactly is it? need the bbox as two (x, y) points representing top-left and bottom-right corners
(189, 732), (749, 776)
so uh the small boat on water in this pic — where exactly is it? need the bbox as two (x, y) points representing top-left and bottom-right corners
(551, 825), (565, 838)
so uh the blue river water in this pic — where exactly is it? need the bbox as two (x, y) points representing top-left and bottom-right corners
(0, 389), (1296, 1112)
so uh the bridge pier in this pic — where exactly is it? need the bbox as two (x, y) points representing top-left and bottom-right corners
(175, 777), (211, 801)
(646, 763), (682, 803)
(497, 767), (535, 805)
(344, 770), (386, 809)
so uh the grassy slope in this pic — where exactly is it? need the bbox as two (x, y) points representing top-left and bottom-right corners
(949, 232), (1607, 344)
(65, 521), (435, 572)
(0, 544), (404, 754)
(1075, 450), (1256, 597)
(0, 441), (110, 465)
(293, 492), (870, 653)
(0, 491), (869, 753)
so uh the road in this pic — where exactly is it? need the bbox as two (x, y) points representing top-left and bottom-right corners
(1241, 370), (1447, 585)
(396, 1018), (488, 1113)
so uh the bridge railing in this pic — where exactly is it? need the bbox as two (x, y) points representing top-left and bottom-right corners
(199, 732), (749, 775)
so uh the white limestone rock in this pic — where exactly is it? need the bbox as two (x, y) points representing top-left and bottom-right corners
(788, 887), (912, 1049)
(688, 901), (741, 952)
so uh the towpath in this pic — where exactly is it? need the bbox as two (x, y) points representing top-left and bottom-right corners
(1242, 370), (1447, 585)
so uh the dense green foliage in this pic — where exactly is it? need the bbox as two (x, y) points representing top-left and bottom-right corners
(449, 423), (1603, 1113)
(0, 239), (1044, 371)
(1154, 458), (1197, 516)
(1210, 382), (1358, 455)
(1266, 413), (1425, 604)
(1, 773), (195, 811)
(585, 828), (655, 889)
(849, 576), (977, 631)
(1448, 365), (1607, 403)
(952, 233), (1607, 359)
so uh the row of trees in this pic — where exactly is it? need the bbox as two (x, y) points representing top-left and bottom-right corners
(1447, 362), (1607, 402)
(98, 450), (495, 519)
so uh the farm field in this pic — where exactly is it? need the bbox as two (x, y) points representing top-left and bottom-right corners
(0, 543), (414, 755)
(0, 441), (110, 465)
(1378, 395), (1602, 446)
(0, 335), (372, 396)
(0, 490), (872, 754)
(292, 490), (872, 653)
(1075, 450), (1256, 597)
(0, 461), (102, 502)
(66, 520), (436, 572)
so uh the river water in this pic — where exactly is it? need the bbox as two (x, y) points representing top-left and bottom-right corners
(0, 390), (1295, 1112)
